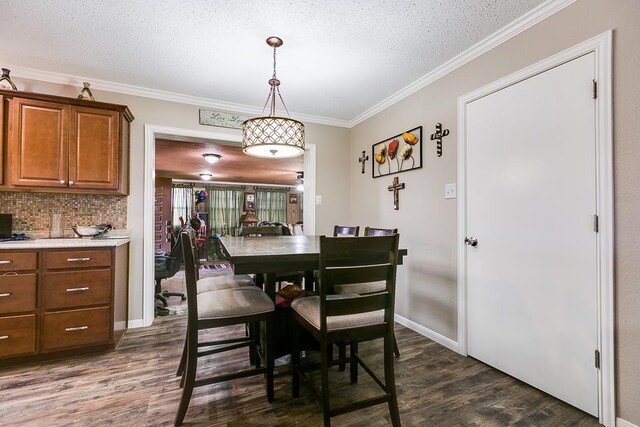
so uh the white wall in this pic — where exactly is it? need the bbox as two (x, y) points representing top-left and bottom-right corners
(348, 0), (640, 423)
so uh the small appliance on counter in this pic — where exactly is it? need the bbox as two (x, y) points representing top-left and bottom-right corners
(0, 214), (11, 238)
(0, 214), (29, 242)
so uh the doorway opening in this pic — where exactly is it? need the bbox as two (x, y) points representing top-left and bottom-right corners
(142, 125), (316, 327)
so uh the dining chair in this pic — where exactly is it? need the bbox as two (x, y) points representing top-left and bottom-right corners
(333, 225), (360, 237)
(175, 232), (257, 378)
(364, 226), (398, 237)
(174, 231), (275, 426)
(290, 235), (401, 427)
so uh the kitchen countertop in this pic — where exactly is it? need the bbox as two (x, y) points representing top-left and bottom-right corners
(0, 237), (131, 250)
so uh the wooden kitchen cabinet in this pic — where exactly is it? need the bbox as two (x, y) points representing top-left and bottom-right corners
(1, 89), (133, 195)
(0, 243), (129, 365)
(0, 95), (4, 186)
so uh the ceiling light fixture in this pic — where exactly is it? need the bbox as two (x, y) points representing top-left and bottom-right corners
(203, 153), (222, 164)
(199, 173), (212, 180)
(242, 36), (305, 159)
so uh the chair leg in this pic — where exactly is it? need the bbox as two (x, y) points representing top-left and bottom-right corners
(338, 343), (347, 371)
(320, 340), (332, 427)
(156, 293), (168, 307)
(384, 333), (401, 427)
(265, 315), (275, 402)
(393, 332), (400, 358)
(350, 340), (358, 384)
(174, 336), (197, 426)
(291, 322), (301, 397)
(176, 331), (187, 378)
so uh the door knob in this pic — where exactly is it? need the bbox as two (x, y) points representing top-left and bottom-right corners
(465, 237), (478, 247)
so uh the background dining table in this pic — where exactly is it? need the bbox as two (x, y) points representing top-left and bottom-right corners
(219, 235), (407, 299)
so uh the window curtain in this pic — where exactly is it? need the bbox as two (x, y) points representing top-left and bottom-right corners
(207, 186), (244, 236)
(172, 186), (193, 231)
(256, 188), (288, 224)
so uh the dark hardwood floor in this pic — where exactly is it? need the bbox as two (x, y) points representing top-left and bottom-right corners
(0, 312), (599, 426)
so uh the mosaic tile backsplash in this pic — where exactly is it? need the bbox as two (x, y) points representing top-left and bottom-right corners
(0, 192), (127, 238)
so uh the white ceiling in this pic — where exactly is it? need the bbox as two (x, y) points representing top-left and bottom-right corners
(0, 0), (546, 124)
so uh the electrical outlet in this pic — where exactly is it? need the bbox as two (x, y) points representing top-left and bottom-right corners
(445, 183), (456, 199)
(316, 195), (322, 205)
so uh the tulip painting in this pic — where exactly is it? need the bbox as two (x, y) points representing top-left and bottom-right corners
(371, 126), (423, 178)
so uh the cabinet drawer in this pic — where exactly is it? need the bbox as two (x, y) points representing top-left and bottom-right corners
(44, 249), (112, 270)
(0, 273), (37, 314)
(44, 269), (111, 309)
(41, 307), (110, 351)
(0, 314), (36, 358)
(0, 252), (38, 272)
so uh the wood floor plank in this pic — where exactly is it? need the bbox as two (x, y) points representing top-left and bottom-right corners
(0, 314), (599, 426)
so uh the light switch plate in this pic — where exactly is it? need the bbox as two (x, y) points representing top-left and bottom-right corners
(445, 183), (457, 199)
(316, 195), (322, 205)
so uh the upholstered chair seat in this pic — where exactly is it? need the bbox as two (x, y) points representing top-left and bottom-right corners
(291, 294), (384, 331)
(197, 274), (255, 293)
(197, 287), (273, 319)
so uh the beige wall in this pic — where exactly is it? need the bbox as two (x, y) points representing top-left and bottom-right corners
(7, 77), (352, 326)
(349, 0), (640, 422)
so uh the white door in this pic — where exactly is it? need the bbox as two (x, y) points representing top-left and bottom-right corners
(465, 52), (598, 416)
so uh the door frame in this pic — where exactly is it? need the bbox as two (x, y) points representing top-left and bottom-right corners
(142, 124), (316, 328)
(457, 31), (613, 426)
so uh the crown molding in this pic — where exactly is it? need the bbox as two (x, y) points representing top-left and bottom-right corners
(4, 64), (351, 128)
(348, 0), (578, 127)
(3, 0), (575, 130)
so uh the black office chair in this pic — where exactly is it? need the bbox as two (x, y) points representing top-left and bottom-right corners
(155, 234), (187, 316)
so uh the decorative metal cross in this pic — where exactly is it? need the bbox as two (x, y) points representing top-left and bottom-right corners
(387, 176), (405, 210)
(430, 122), (450, 157)
(358, 150), (369, 174)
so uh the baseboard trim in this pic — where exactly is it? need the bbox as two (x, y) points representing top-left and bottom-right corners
(127, 319), (146, 329)
(395, 314), (460, 353)
(617, 418), (639, 427)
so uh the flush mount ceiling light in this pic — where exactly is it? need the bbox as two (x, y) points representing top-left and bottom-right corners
(242, 36), (305, 159)
(199, 173), (212, 180)
(203, 153), (222, 164)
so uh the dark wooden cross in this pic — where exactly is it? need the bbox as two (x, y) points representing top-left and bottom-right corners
(430, 122), (450, 157)
(387, 176), (405, 210)
(358, 150), (369, 174)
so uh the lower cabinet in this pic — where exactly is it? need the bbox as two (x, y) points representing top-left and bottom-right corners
(0, 244), (129, 364)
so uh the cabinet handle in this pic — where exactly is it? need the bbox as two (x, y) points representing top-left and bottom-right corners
(0, 335), (8, 341)
(60, 180), (66, 184)
(69, 181), (74, 186)
(0, 260), (11, 264)
(65, 326), (89, 332)
(66, 257), (91, 262)
(0, 293), (11, 298)
(66, 287), (89, 292)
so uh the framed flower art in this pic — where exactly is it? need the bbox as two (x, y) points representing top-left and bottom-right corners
(372, 126), (422, 178)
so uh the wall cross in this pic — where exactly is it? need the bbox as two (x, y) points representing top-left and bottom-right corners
(358, 150), (369, 174)
(387, 176), (405, 210)
(430, 122), (450, 157)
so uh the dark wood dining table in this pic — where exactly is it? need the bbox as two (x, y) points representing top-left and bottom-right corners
(219, 235), (407, 300)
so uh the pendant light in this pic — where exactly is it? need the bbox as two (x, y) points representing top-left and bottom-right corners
(242, 36), (305, 158)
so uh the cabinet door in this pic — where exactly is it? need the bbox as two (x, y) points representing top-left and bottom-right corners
(10, 98), (68, 187)
(69, 106), (119, 190)
(0, 95), (4, 186)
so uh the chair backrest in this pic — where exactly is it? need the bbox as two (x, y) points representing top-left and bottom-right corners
(363, 227), (398, 236)
(333, 225), (360, 237)
(240, 225), (283, 236)
(180, 231), (200, 324)
(318, 235), (399, 333)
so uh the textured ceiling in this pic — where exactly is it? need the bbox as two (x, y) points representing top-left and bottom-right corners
(0, 0), (545, 123)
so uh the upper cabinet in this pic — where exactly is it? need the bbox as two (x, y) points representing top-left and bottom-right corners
(1, 89), (133, 195)
(0, 95), (4, 186)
